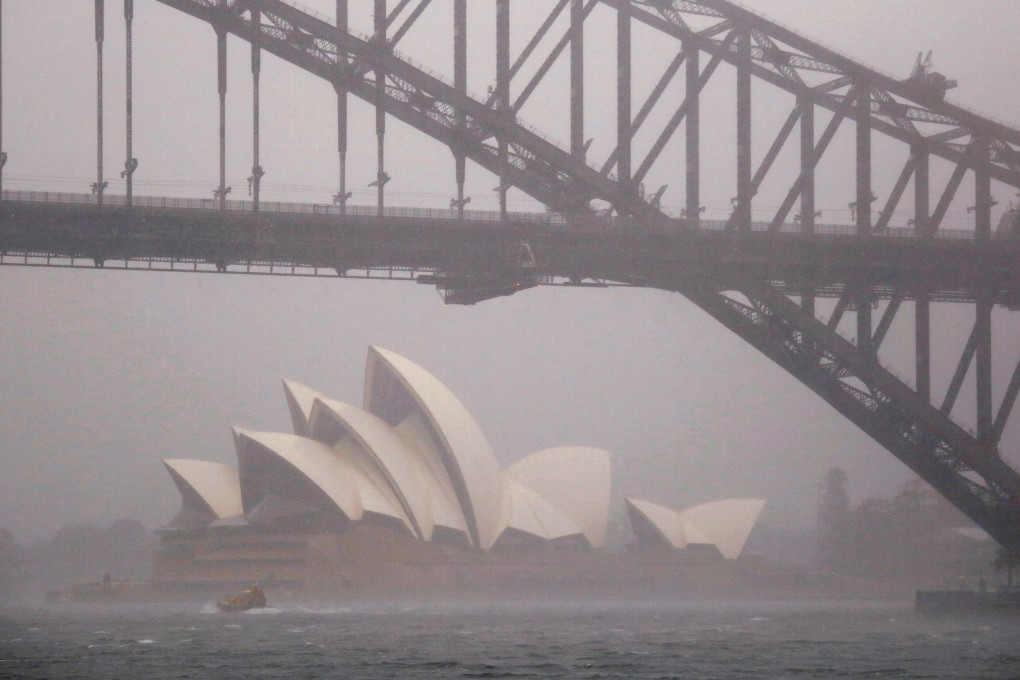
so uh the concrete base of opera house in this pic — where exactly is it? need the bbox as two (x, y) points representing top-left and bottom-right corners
(150, 522), (831, 601)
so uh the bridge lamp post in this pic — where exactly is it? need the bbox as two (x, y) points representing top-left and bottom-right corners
(333, 190), (352, 211)
(450, 195), (471, 218)
(369, 172), (390, 211)
(729, 196), (740, 222)
(967, 197), (998, 213)
(794, 211), (822, 224)
(848, 194), (877, 223)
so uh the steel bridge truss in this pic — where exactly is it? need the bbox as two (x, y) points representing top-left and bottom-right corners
(13, 0), (1020, 548)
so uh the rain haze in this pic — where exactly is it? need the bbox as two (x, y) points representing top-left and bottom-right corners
(1, 0), (1019, 558)
(5, 2), (1020, 678)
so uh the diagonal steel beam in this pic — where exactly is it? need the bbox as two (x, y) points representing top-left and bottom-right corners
(751, 107), (800, 193)
(749, 29), (803, 86)
(929, 160), (969, 236)
(769, 87), (858, 231)
(827, 295), (850, 330)
(874, 156), (916, 233)
(725, 106), (800, 228)
(872, 290), (903, 350)
(508, 0), (570, 83)
(512, 0), (598, 114)
(388, 0), (432, 47)
(993, 357), (1020, 443)
(384, 0), (413, 30)
(941, 324), (979, 416)
(632, 31), (734, 186)
(601, 47), (687, 176)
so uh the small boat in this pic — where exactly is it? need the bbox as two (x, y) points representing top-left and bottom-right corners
(217, 585), (267, 613)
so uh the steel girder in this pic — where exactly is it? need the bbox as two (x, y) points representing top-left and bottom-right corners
(147, 0), (1020, 549)
(626, 0), (1020, 188)
(154, 0), (667, 222)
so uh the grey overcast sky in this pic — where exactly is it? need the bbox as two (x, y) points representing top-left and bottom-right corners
(2, 1), (1019, 541)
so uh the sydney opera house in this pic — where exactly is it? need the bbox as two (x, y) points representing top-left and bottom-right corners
(154, 347), (766, 596)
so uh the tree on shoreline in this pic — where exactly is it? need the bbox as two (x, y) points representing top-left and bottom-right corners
(816, 467), (851, 569)
(6, 519), (154, 595)
(816, 472), (993, 585)
(992, 547), (1020, 588)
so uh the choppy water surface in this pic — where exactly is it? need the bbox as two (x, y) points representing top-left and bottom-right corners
(1, 599), (1018, 679)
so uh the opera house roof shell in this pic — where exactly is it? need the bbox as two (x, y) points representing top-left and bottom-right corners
(625, 497), (765, 559)
(164, 346), (612, 552)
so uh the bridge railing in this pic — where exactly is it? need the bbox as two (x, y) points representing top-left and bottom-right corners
(0, 189), (992, 242)
(0, 190), (565, 225)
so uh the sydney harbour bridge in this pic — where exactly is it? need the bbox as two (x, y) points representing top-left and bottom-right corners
(1, 0), (1020, 552)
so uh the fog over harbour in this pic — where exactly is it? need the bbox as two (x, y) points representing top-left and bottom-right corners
(1, 0), (1019, 560)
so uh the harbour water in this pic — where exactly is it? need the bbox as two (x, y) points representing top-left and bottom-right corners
(1, 599), (1017, 679)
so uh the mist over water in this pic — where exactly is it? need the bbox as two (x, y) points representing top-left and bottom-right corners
(2, 600), (1018, 679)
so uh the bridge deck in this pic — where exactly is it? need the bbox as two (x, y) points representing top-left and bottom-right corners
(2, 192), (1018, 306)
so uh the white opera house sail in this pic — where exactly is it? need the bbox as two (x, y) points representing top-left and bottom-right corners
(161, 346), (768, 566)
(161, 346), (613, 552)
(625, 497), (766, 559)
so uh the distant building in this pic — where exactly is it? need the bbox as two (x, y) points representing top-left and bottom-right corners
(155, 347), (765, 596)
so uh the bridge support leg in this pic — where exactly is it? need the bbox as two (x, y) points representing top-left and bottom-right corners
(914, 144), (929, 237)
(250, 6), (263, 213)
(798, 95), (815, 316)
(497, 0), (509, 221)
(736, 29), (751, 229)
(975, 136), (992, 241)
(616, 0), (631, 196)
(374, 0), (387, 220)
(799, 95), (814, 234)
(453, 0), (466, 220)
(1, 0), (5, 200)
(215, 18), (229, 211)
(977, 296), (993, 448)
(685, 47), (699, 221)
(855, 287), (873, 359)
(95, 0), (106, 208)
(570, 0), (584, 162)
(916, 291), (930, 402)
(334, 0), (348, 215)
(974, 136), (994, 449)
(856, 85), (872, 237)
(914, 142), (931, 404)
(854, 85), (873, 356)
(123, 0), (136, 207)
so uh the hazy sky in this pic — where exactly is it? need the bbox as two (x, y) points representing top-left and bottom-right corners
(2, 0), (1020, 542)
